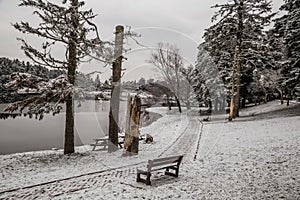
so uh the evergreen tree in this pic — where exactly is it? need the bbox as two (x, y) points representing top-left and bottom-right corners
(7, 0), (107, 154)
(138, 77), (146, 86)
(194, 44), (226, 111)
(95, 74), (101, 91)
(147, 78), (155, 84)
(203, 0), (274, 120)
(273, 0), (300, 104)
(0, 57), (64, 103)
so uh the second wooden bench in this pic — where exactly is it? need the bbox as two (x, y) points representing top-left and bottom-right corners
(136, 155), (184, 185)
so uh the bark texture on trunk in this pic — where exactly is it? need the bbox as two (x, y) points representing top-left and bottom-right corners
(214, 97), (219, 112)
(64, 0), (78, 154)
(280, 89), (284, 105)
(124, 95), (141, 155)
(108, 25), (124, 152)
(229, 1), (243, 121)
(64, 99), (74, 154)
(167, 96), (172, 110)
(287, 90), (290, 106)
(175, 95), (182, 113)
(229, 97), (235, 121)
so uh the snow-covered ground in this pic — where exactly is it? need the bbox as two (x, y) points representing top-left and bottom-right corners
(0, 101), (299, 199)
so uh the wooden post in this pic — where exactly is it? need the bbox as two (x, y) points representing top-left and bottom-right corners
(124, 95), (141, 155)
(108, 25), (124, 152)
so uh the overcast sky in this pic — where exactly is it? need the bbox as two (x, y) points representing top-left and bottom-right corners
(0, 0), (282, 81)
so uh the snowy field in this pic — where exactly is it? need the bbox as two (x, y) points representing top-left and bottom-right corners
(0, 101), (299, 199)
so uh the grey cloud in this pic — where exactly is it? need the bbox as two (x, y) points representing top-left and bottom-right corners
(1, 0), (283, 80)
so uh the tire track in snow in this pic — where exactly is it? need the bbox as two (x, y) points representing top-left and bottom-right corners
(193, 118), (204, 161)
(159, 114), (201, 161)
(157, 114), (191, 157)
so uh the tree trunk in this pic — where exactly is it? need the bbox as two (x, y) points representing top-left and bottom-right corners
(64, 99), (75, 154)
(167, 95), (171, 110)
(175, 62), (182, 113)
(230, 1), (243, 120)
(229, 97), (234, 121)
(214, 97), (219, 112)
(186, 100), (191, 110)
(280, 89), (284, 105)
(208, 99), (212, 110)
(64, 0), (78, 154)
(175, 95), (182, 113)
(263, 88), (268, 103)
(108, 25), (124, 152)
(287, 90), (290, 106)
(233, 50), (241, 118)
(221, 97), (225, 111)
(124, 95), (141, 155)
(241, 98), (246, 108)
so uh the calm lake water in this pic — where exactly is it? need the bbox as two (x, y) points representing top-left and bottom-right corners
(0, 100), (127, 155)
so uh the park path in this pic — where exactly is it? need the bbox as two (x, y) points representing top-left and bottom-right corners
(0, 112), (202, 199)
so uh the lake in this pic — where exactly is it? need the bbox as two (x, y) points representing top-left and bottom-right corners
(0, 100), (128, 154)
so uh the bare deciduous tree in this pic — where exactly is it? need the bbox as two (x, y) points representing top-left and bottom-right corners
(149, 43), (185, 113)
(180, 65), (197, 110)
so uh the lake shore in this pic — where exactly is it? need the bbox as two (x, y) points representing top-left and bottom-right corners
(0, 102), (299, 199)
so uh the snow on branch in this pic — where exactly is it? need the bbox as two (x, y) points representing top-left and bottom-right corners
(13, 0), (114, 69)
(4, 73), (75, 119)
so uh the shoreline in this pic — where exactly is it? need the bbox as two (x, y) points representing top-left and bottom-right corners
(0, 107), (164, 155)
(0, 103), (299, 198)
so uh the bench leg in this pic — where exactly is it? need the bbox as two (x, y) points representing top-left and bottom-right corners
(175, 168), (179, 177)
(118, 143), (123, 148)
(92, 141), (98, 151)
(165, 167), (179, 177)
(137, 171), (151, 185)
(136, 172), (141, 182)
(146, 172), (151, 185)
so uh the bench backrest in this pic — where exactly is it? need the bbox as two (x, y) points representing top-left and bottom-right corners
(147, 155), (183, 171)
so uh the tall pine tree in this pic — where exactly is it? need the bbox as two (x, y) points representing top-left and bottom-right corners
(9, 0), (108, 154)
(203, 0), (274, 120)
(273, 0), (300, 104)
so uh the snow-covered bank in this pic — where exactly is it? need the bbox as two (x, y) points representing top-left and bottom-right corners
(0, 102), (299, 199)
(239, 100), (300, 119)
(59, 116), (299, 200)
(195, 116), (300, 199)
(0, 107), (188, 192)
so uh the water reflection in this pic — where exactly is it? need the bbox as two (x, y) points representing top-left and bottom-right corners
(0, 100), (127, 154)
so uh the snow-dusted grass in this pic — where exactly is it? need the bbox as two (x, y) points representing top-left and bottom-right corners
(0, 102), (299, 199)
(0, 107), (189, 192)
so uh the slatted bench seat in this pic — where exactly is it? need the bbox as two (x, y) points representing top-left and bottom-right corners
(118, 135), (144, 148)
(90, 136), (129, 150)
(90, 137), (108, 151)
(136, 155), (184, 185)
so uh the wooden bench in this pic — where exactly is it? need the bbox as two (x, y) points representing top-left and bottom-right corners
(90, 137), (108, 151)
(91, 137), (127, 151)
(136, 155), (184, 185)
(118, 135), (144, 148)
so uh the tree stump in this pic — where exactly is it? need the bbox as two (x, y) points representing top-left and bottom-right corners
(124, 95), (141, 155)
